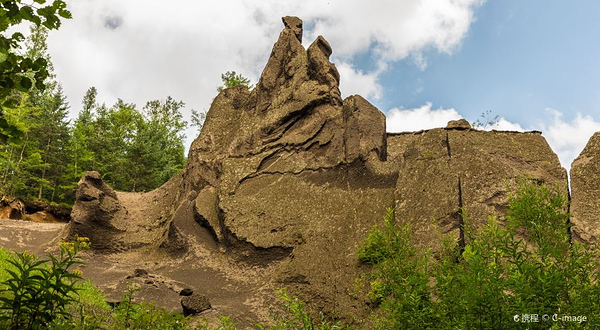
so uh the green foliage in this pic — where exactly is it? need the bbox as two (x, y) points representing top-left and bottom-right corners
(357, 208), (435, 329)
(69, 92), (188, 193)
(191, 109), (206, 134)
(0, 237), (89, 329)
(217, 71), (252, 92)
(258, 289), (344, 330)
(0, 0), (71, 142)
(0, 24), (72, 203)
(358, 180), (600, 329)
(1, 85), (189, 205)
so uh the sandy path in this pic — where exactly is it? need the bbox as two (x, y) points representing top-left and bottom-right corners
(0, 219), (66, 254)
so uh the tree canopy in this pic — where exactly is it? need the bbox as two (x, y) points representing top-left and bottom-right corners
(0, 0), (71, 142)
(0, 26), (189, 205)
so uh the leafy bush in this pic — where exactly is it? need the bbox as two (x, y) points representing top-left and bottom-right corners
(257, 289), (344, 330)
(217, 71), (252, 92)
(357, 208), (436, 329)
(0, 243), (340, 329)
(0, 236), (89, 329)
(358, 180), (600, 329)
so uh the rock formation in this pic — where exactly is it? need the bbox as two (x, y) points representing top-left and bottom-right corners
(0, 196), (25, 220)
(570, 132), (600, 245)
(66, 16), (594, 322)
(390, 125), (567, 252)
(68, 171), (182, 251)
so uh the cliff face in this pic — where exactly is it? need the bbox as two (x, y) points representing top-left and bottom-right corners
(66, 16), (596, 320)
(391, 127), (568, 252)
(571, 132), (600, 245)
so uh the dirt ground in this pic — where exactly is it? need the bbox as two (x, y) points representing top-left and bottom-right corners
(0, 218), (283, 328)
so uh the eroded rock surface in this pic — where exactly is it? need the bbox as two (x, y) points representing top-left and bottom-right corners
(0, 196), (25, 220)
(68, 171), (182, 252)
(570, 132), (600, 245)
(181, 294), (212, 316)
(65, 16), (582, 325)
(392, 128), (567, 252)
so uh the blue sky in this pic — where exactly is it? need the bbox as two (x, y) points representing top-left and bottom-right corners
(377, 0), (600, 125)
(44, 0), (600, 169)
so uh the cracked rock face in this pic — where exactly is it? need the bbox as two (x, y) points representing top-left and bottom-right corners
(391, 127), (567, 252)
(571, 132), (600, 245)
(69, 171), (125, 251)
(68, 16), (579, 321)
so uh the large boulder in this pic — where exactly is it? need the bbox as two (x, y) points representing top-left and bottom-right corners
(570, 132), (600, 244)
(181, 294), (211, 316)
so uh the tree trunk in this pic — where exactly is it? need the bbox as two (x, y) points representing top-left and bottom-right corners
(38, 137), (53, 200)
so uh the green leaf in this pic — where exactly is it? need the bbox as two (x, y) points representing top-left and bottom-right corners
(35, 77), (45, 90)
(19, 6), (41, 25)
(18, 76), (32, 90)
(58, 8), (71, 19)
(5, 2), (20, 18)
(10, 31), (24, 42)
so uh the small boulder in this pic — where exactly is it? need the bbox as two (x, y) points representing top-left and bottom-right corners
(181, 294), (211, 316)
(179, 288), (194, 296)
(446, 119), (471, 129)
(133, 269), (148, 277)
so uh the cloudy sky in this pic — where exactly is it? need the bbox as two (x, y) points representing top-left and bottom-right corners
(43, 0), (600, 170)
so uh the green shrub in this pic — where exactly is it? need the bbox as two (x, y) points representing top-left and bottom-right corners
(110, 283), (189, 330)
(257, 288), (344, 330)
(358, 180), (600, 329)
(0, 237), (89, 329)
(1, 242), (345, 330)
(357, 208), (436, 329)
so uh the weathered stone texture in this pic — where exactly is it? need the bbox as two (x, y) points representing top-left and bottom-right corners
(570, 132), (600, 244)
(68, 171), (181, 252)
(181, 294), (211, 316)
(393, 127), (567, 251)
(67, 16), (586, 324)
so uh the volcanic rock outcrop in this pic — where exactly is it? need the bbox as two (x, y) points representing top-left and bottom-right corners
(390, 126), (567, 252)
(570, 132), (600, 245)
(67, 16), (593, 320)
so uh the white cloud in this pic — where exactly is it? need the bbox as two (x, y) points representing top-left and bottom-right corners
(336, 62), (382, 100)
(386, 102), (462, 132)
(477, 118), (526, 131)
(44, 0), (484, 149)
(538, 109), (600, 169)
(386, 105), (600, 171)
